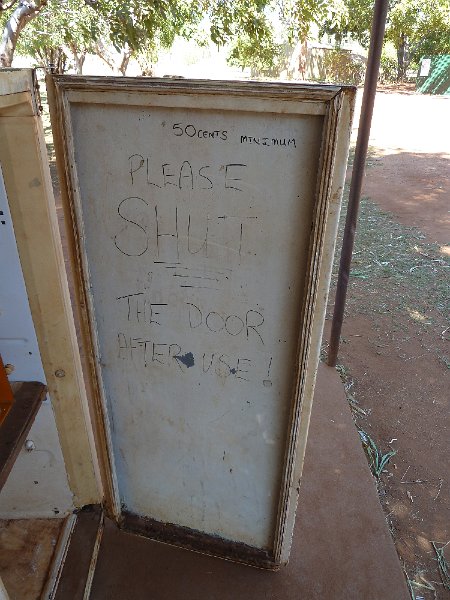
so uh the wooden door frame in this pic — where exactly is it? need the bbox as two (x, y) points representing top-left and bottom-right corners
(0, 69), (101, 507)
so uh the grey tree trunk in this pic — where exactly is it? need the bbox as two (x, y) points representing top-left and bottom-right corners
(94, 40), (118, 72)
(69, 44), (86, 74)
(119, 48), (132, 76)
(0, 1), (42, 68)
(95, 41), (132, 76)
(396, 33), (408, 82)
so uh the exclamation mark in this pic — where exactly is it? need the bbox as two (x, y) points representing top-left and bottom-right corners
(263, 357), (273, 388)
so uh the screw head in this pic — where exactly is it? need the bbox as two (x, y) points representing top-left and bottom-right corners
(25, 440), (35, 452)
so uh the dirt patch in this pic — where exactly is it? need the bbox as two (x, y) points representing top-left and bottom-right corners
(327, 91), (450, 599)
(0, 518), (63, 600)
(360, 151), (450, 245)
(377, 82), (417, 95)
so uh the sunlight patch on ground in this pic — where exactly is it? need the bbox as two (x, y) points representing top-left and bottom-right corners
(406, 307), (430, 323)
(350, 91), (450, 154)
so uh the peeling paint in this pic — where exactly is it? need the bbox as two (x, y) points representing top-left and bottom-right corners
(175, 352), (194, 368)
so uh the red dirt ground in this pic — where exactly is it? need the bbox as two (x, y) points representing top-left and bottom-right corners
(327, 90), (449, 598)
(361, 151), (450, 244)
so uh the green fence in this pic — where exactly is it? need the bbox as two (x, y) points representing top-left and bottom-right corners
(416, 55), (450, 95)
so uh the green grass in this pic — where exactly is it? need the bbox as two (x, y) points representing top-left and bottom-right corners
(327, 188), (450, 371)
(431, 541), (450, 591)
(330, 195), (450, 327)
(358, 429), (396, 479)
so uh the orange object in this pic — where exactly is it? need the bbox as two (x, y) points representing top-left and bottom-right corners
(0, 355), (14, 425)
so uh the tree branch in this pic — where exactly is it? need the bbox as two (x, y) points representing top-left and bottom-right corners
(0, 2), (19, 11)
(0, 1), (47, 67)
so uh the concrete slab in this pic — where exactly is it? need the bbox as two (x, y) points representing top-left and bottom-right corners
(90, 363), (409, 600)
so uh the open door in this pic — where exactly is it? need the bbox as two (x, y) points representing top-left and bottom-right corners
(48, 75), (354, 568)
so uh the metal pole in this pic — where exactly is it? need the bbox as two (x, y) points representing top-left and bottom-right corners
(327, 0), (389, 367)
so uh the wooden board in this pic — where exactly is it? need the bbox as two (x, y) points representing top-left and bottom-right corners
(0, 159), (74, 518)
(0, 517), (64, 600)
(0, 382), (46, 492)
(48, 76), (355, 567)
(53, 505), (103, 600)
(0, 69), (101, 509)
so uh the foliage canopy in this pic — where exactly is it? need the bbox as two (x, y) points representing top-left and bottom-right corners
(0, 0), (334, 73)
(2, 0), (450, 80)
(321, 0), (450, 80)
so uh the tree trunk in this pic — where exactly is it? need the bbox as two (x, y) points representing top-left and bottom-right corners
(95, 40), (132, 76)
(298, 39), (308, 80)
(396, 33), (407, 82)
(0, 1), (43, 67)
(119, 48), (132, 76)
(69, 43), (86, 74)
(54, 47), (67, 74)
(75, 52), (86, 74)
(94, 39), (119, 72)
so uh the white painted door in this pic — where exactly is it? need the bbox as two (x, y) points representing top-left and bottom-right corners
(50, 77), (354, 566)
